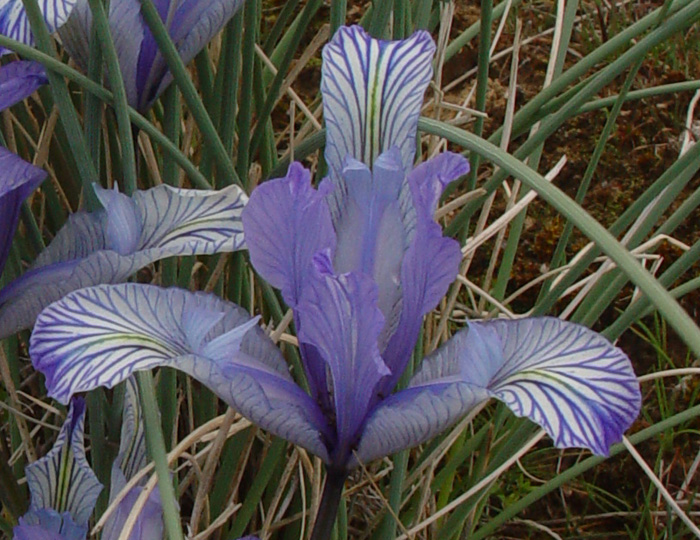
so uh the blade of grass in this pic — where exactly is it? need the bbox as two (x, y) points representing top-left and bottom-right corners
(330, 0), (346, 35)
(226, 437), (288, 539)
(86, 0), (137, 194)
(137, 0), (241, 187)
(468, 0), (493, 196)
(248, 0), (323, 161)
(236, 0), (258, 187)
(420, 117), (700, 356)
(470, 403), (700, 540)
(84, 9), (104, 181)
(0, 35), (211, 188)
(19, 0), (98, 201)
(263, 0), (301, 55)
(445, 0), (700, 237)
(137, 371), (184, 540)
(368, 0), (393, 38)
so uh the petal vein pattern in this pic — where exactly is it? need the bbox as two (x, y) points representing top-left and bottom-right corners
(23, 397), (102, 527)
(30, 284), (330, 461)
(0, 183), (247, 338)
(0, 0), (77, 55)
(357, 317), (640, 463)
(322, 25), (435, 177)
(480, 318), (641, 455)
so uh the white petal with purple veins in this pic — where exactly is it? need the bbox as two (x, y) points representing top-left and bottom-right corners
(24, 397), (102, 525)
(0, 0), (78, 54)
(30, 283), (331, 461)
(322, 25), (435, 176)
(473, 318), (641, 455)
(357, 317), (640, 464)
(0, 183), (247, 338)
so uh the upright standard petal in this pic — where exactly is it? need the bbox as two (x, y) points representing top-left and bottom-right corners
(30, 283), (331, 461)
(358, 317), (640, 464)
(0, 60), (48, 111)
(0, 0), (77, 55)
(296, 253), (390, 465)
(331, 152), (405, 342)
(14, 397), (102, 539)
(322, 25), (435, 176)
(0, 183), (247, 338)
(242, 163), (335, 307)
(378, 152), (467, 393)
(0, 146), (46, 277)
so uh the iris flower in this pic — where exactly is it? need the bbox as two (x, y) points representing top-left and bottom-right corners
(13, 397), (103, 540)
(1, 0), (246, 112)
(29, 25), (640, 536)
(0, 181), (247, 338)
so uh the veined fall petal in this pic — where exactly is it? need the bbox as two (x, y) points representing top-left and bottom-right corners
(13, 397), (102, 540)
(30, 283), (331, 461)
(0, 182), (247, 338)
(355, 317), (641, 465)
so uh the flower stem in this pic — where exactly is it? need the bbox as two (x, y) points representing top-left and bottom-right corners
(310, 468), (348, 540)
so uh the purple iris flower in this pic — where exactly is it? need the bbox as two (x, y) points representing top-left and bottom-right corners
(29, 26), (641, 480)
(1, 0), (246, 112)
(13, 397), (103, 540)
(12, 382), (163, 540)
(0, 146), (46, 278)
